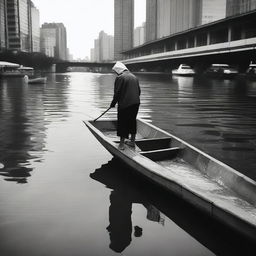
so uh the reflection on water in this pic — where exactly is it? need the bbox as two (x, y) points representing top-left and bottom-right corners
(1, 72), (256, 255)
(137, 74), (256, 181)
(90, 160), (164, 253)
(90, 159), (255, 255)
(0, 75), (70, 183)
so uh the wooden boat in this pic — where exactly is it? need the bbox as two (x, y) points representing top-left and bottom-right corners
(84, 118), (256, 240)
(24, 76), (47, 84)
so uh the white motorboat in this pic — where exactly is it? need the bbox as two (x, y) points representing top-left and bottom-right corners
(205, 64), (239, 78)
(172, 64), (196, 76)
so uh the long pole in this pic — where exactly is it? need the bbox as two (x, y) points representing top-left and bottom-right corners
(93, 107), (112, 122)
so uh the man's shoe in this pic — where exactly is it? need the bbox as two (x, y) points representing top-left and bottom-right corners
(125, 141), (135, 148)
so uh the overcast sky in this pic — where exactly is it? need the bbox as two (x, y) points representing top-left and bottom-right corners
(33, 0), (146, 59)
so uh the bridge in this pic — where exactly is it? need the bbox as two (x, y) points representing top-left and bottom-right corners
(55, 10), (256, 73)
(55, 61), (114, 73)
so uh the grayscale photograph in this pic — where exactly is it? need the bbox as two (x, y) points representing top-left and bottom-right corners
(0, 0), (256, 255)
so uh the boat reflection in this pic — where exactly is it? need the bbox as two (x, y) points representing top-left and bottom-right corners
(90, 159), (255, 255)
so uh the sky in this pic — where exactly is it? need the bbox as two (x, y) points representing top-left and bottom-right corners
(33, 0), (146, 59)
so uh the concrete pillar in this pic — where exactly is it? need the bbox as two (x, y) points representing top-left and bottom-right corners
(175, 41), (178, 50)
(241, 28), (246, 39)
(228, 26), (232, 42)
(207, 32), (211, 45)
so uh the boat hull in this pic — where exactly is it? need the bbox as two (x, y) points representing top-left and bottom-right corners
(28, 77), (47, 84)
(84, 118), (256, 240)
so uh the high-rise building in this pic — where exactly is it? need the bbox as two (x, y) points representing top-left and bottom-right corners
(4, 0), (39, 52)
(201, 0), (226, 24)
(0, 0), (7, 51)
(226, 0), (256, 16)
(94, 38), (100, 62)
(91, 31), (114, 62)
(114, 0), (134, 60)
(134, 22), (145, 47)
(6, 0), (23, 51)
(90, 48), (95, 62)
(145, 0), (201, 41)
(146, 0), (157, 42)
(40, 26), (56, 57)
(161, 0), (202, 38)
(30, 1), (40, 52)
(40, 23), (67, 60)
(99, 31), (114, 61)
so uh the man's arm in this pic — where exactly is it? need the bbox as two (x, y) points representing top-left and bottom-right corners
(110, 76), (123, 107)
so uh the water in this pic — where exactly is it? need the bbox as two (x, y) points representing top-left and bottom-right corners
(0, 73), (255, 255)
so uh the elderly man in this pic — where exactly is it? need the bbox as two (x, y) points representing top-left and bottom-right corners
(110, 62), (141, 150)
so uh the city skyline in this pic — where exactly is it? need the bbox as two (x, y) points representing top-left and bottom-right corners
(32, 0), (146, 59)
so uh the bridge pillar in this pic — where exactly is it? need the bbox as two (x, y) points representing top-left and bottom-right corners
(228, 26), (232, 42)
(207, 32), (210, 45)
(194, 36), (197, 47)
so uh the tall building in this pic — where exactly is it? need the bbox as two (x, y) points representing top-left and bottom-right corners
(30, 1), (40, 52)
(40, 26), (56, 57)
(93, 38), (100, 62)
(0, 0), (7, 50)
(17, 0), (30, 51)
(134, 23), (145, 47)
(90, 48), (95, 62)
(91, 31), (114, 62)
(146, 0), (157, 42)
(40, 23), (67, 60)
(6, 0), (24, 51)
(226, 0), (256, 16)
(146, 0), (201, 41)
(3, 0), (39, 52)
(201, 0), (226, 24)
(114, 0), (134, 60)
(99, 31), (114, 61)
(162, 0), (201, 37)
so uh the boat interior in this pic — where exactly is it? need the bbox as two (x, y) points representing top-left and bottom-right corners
(90, 119), (181, 161)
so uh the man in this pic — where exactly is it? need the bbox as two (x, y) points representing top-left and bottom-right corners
(110, 62), (141, 150)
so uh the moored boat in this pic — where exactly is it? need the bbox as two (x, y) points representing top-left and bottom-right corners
(172, 64), (195, 76)
(84, 118), (256, 240)
(246, 63), (256, 79)
(0, 61), (34, 77)
(205, 64), (238, 78)
(24, 76), (47, 84)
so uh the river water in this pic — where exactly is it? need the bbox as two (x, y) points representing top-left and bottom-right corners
(0, 72), (255, 255)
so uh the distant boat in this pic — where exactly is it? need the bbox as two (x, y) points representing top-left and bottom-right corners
(84, 118), (256, 240)
(172, 64), (196, 76)
(246, 63), (256, 79)
(0, 61), (34, 77)
(205, 64), (238, 78)
(24, 75), (47, 84)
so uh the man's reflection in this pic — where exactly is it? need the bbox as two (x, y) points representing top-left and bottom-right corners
(106, 190), (132, 252)
(90, 159), (164, 253)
